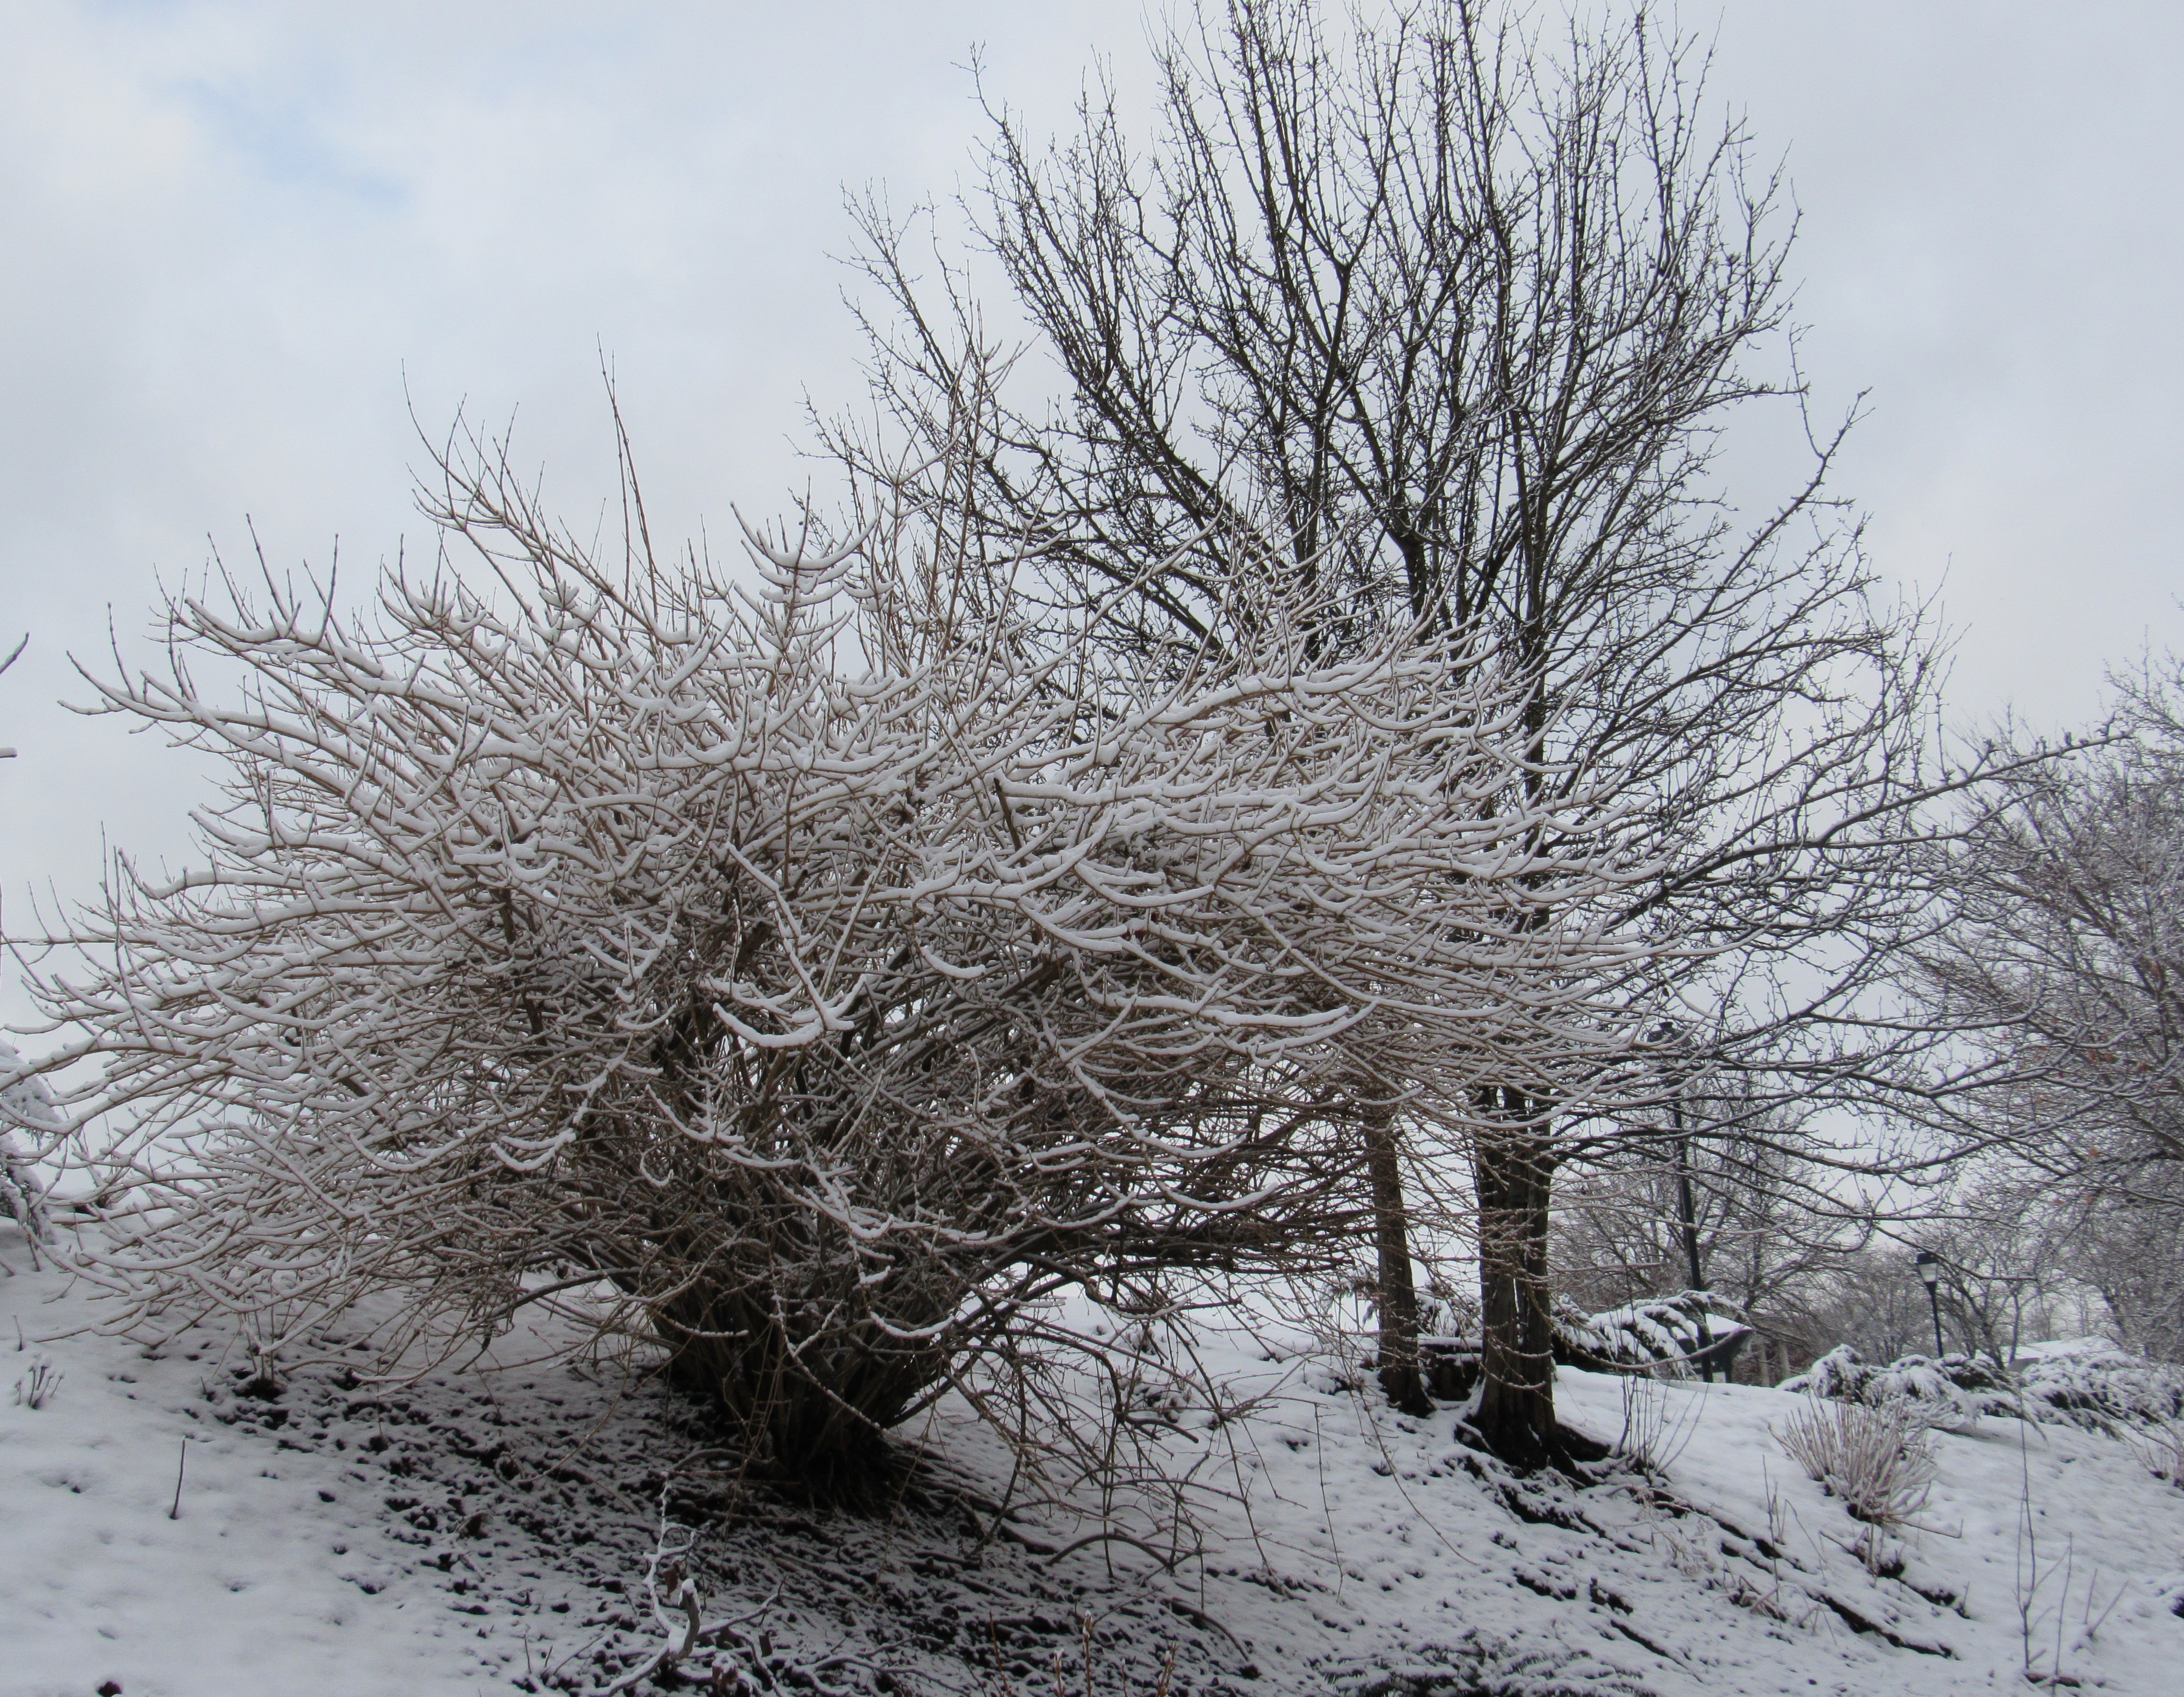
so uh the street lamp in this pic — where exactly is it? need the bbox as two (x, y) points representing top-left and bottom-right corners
(1915, 1250), (1946, 1357)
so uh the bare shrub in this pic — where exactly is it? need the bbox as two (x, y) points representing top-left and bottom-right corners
(2122, 1419), (2184, 1490)
(1614, 1372), (1704, 1476)
(1775, 1396), (1936, 1567)
(17, 401), (1662, 1485)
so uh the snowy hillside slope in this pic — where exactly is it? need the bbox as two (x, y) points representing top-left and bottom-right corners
(8, 1216), (2184, 1697)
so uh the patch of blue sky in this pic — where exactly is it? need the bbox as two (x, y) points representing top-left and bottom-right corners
(179, 77), (407, 211)
(85, 0), (194, 17)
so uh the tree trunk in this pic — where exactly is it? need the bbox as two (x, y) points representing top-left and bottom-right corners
(1471, 1096), (1561, 1469)
(1363, 1102), (1435, 1417)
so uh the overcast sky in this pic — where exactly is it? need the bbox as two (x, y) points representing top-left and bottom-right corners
(3, 1), (2181, 1025)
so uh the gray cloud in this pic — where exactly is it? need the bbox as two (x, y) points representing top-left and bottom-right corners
(3, 1), (2178, 1026)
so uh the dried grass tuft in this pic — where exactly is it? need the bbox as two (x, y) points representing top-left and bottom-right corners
(1775, 1394), (1936, 1569)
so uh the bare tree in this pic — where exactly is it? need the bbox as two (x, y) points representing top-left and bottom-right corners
(11, 397), (1666, 1486)
(1910, 661), (2184, 1360)
(1554, 1125), (1866, 1385)
(2061, 1178), (2184, 1360)
(1782, 1250), (1938, 1371)
(832, 0), (1966, 1466)
(0, 637), (51, 1254)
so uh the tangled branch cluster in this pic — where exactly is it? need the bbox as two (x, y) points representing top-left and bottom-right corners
(17, 428), (1661, 1473)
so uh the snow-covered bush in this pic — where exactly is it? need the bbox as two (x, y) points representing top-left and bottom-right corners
(2013, 1341), (2184, 1431)
(1555, 1291), (1750, 1376)
(1780, 1345), (1992, 1432)
(1784, 1339), (2184, 1437)
(1415, 1291), (1746, 1402)
(16, 421), (1655, 1482)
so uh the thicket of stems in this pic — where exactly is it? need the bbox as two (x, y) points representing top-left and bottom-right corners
(15, 401), (1680, 1482)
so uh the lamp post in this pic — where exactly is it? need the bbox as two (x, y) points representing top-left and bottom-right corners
(1915, 1250), (1946, 1357)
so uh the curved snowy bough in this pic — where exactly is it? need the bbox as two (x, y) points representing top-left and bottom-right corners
(15, 425), (1660, 1482)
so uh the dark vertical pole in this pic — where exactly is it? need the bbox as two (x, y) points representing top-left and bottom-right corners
(1926, 1283), (1945, 1357)
(1670, 1096), (1704, 1291)
(1669, 1094), (1713, 1381)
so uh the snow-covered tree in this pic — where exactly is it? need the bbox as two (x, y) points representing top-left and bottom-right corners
(13, 415), (1661, 1479)
(831, 0), (1970, 1465)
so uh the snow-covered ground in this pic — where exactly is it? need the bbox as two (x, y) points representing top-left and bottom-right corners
(8, 1217), (2184, 1697)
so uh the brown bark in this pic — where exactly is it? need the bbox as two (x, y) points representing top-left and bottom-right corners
(1471, 1097), (1561, 1470)
(1363, 1101), (1434, 1417)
